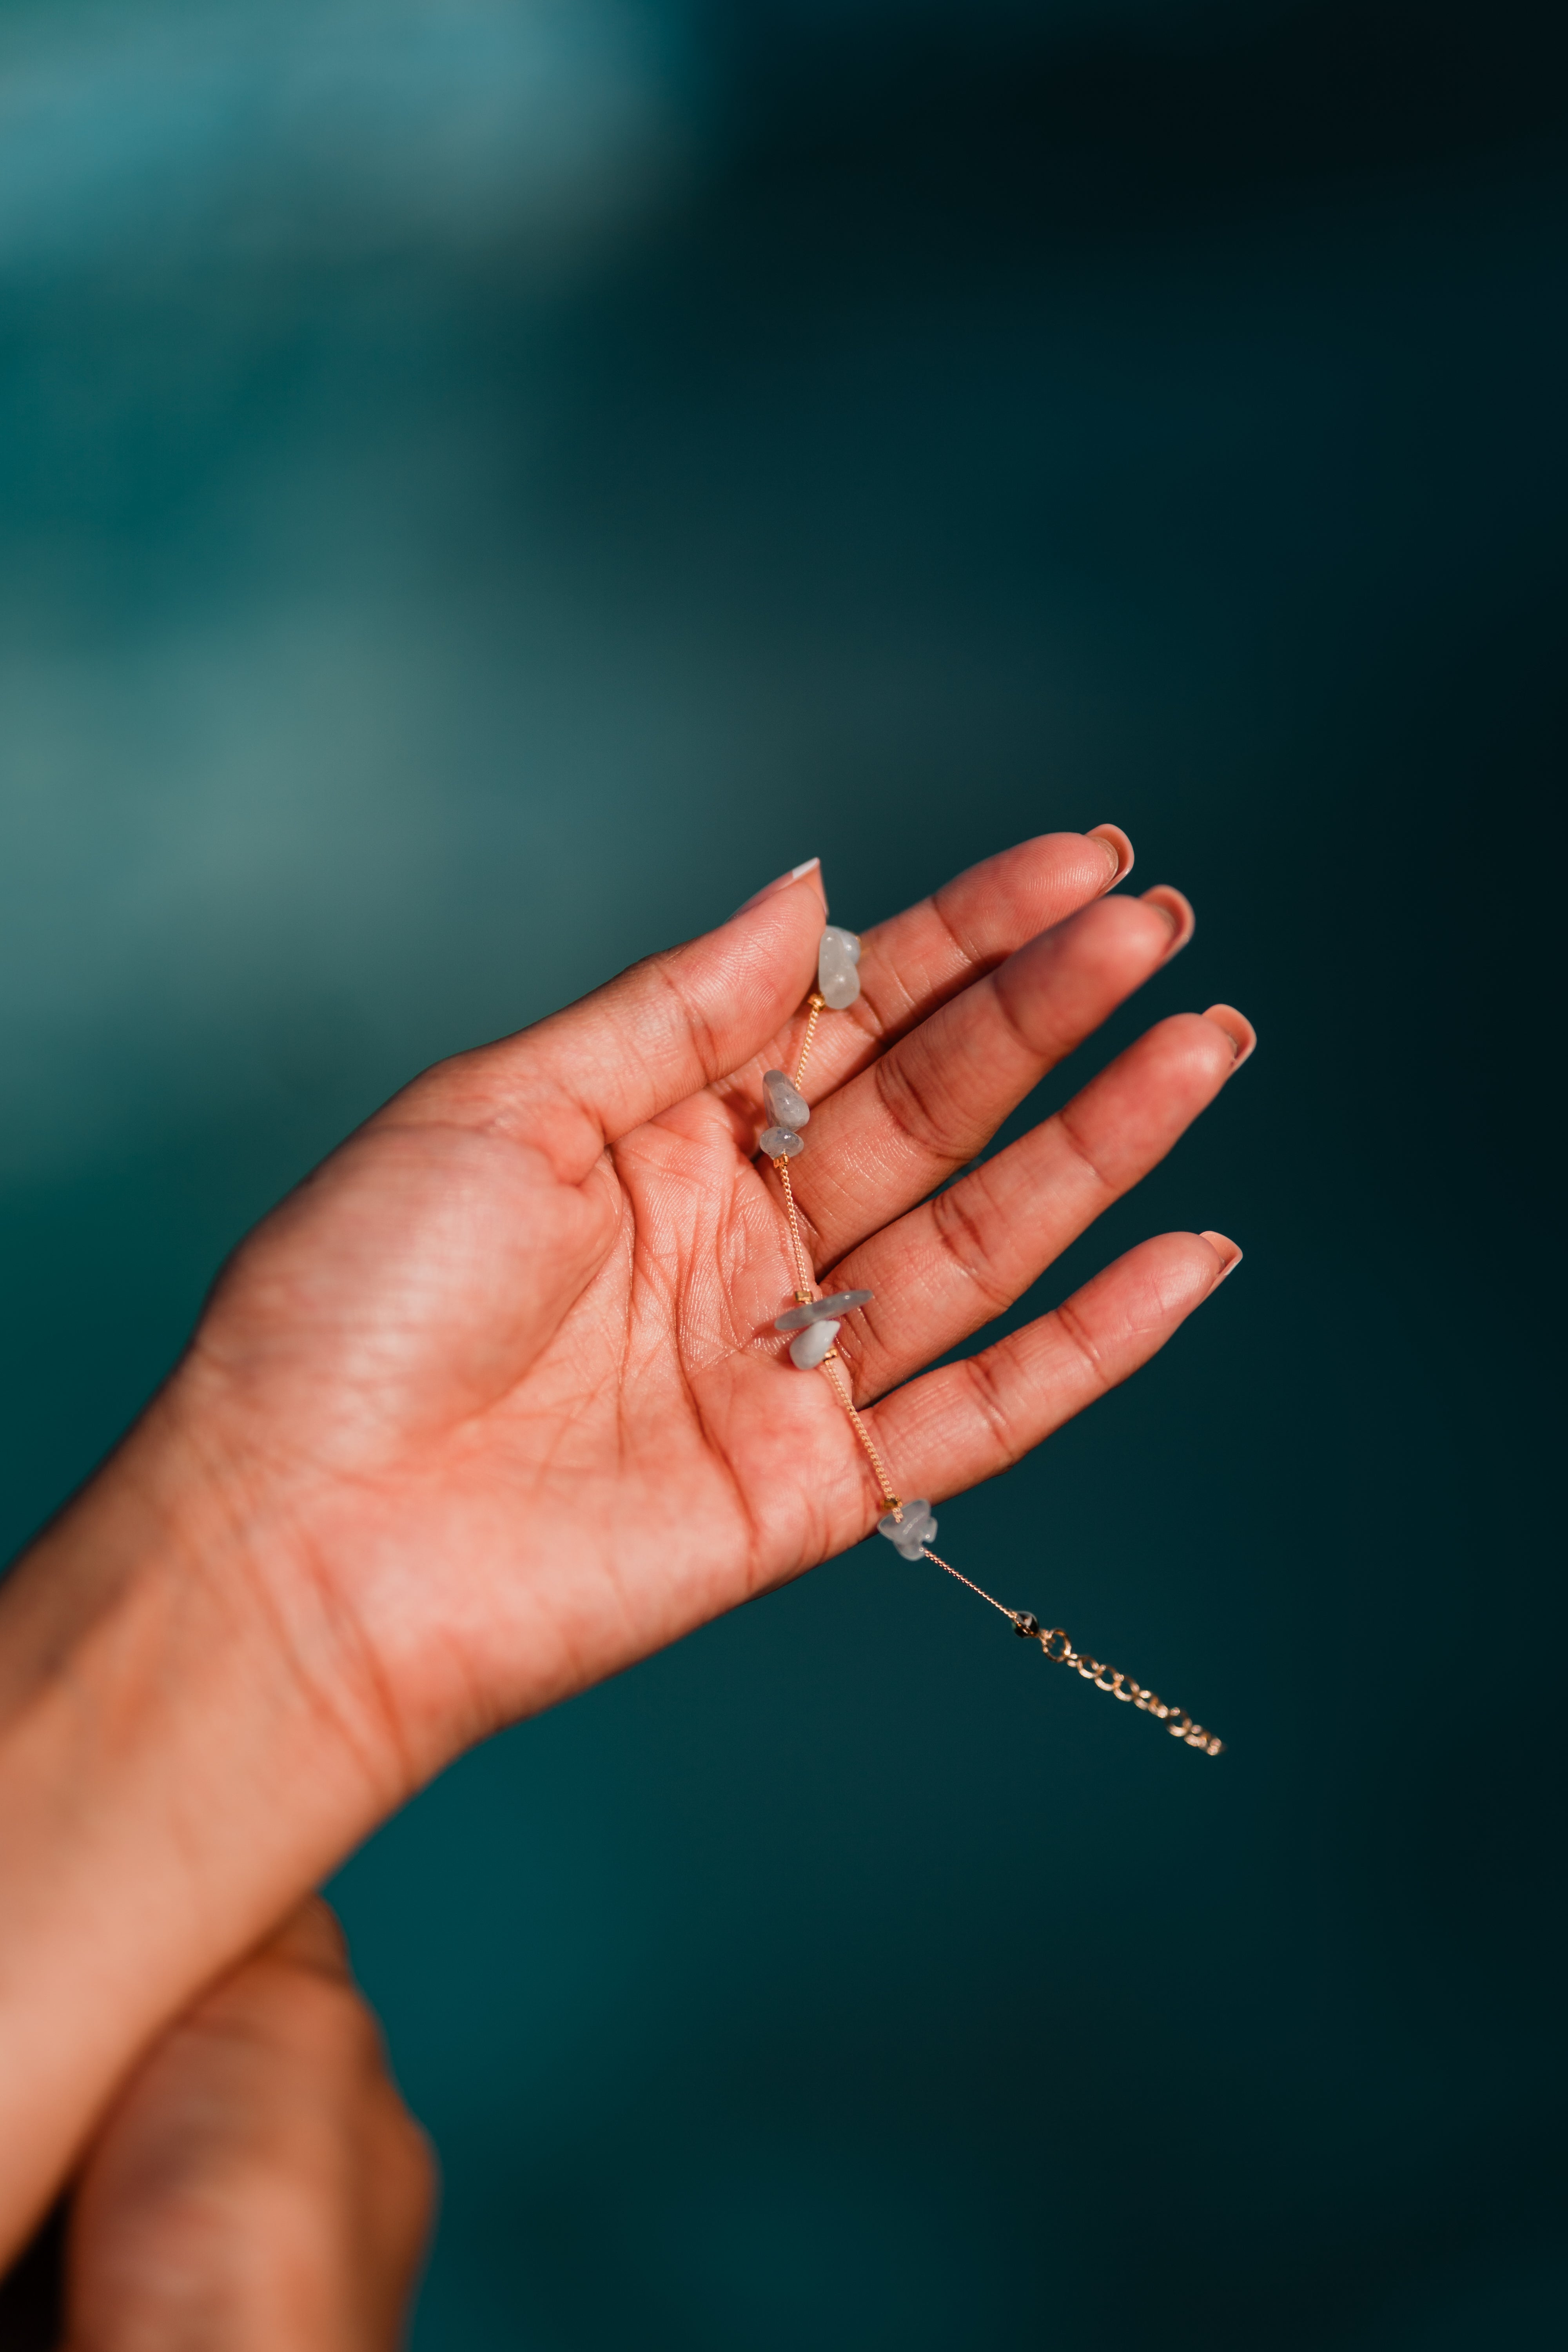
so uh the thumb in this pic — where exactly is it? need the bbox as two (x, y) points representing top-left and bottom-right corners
(456, 862), (829, 1179)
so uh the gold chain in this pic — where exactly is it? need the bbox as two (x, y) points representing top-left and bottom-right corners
(915, 1548), (1017, 1620)
(774, 1160), (817, 1301)
(918, 1550), (1222, 1754)
(793, 993), (824, 1088)
(770, 985), (1224, 1757)
(1029, 1619), (1223, 1753)
(771, 993), (827, 1303)
(818, 1358), (900, 1513)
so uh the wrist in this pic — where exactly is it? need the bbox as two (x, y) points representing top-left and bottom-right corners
(0, 1383), (397, 2264)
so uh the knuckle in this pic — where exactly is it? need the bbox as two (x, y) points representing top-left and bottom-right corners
(1053, 1297), (1111, 1395)
(872, 1047), (955, 1159)
(961, 1346), (1022, 1460)
(650, 951), (724, 1082)
(1050, 1104), (1117, 1197)
(930, 1175), (1015, 1317)
(927, 891), (985, 985)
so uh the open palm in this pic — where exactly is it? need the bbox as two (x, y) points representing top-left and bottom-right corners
(181, 831), (1249, 1786)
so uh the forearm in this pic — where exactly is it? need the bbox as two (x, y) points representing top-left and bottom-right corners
(0, 1392), (394, 2266)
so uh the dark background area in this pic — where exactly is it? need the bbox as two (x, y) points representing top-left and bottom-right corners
(2, 2), (1564, 2344)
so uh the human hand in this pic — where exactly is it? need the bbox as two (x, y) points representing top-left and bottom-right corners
(57, 1897), (431, 2352)
(0, 830), (1252, 2253)
(171, 828), (1252, 1775)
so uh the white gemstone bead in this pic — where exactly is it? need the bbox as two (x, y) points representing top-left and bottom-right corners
(788, 1318), (840, 1368)
(762, 1069), (811, 1130)
(760, 1126), (803, 1159)
(877, 1499), (935, 1558)
(818, 925), (862, 1010)
(773, 1289), (873, 1331)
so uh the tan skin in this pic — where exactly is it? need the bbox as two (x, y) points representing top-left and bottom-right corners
(0, 830), (1253, 2288)
(63, 1899), (433, 2352)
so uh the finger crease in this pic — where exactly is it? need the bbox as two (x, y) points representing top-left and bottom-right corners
(1053, 1297), (1111, 1396)
(648, 953), (726, 1095)
(988, 966), (1072, 1071)
(1050, 1104), (1118, 1200)
(873, 1049), (967, 1164)
(927, 891), (986, 984)
(931, 1178), (1016, 1317)
(960, 1346), (1022, 1461)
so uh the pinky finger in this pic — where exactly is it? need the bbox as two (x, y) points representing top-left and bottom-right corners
(866, 1230), (1240, 1504)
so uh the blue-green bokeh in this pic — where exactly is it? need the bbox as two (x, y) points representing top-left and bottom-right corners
(2, 3), (1564, 2343)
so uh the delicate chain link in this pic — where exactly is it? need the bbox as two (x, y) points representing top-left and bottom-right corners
(774, 1160), (817, 1300)
(913, 1561), (1225, 1756)
(1031, 1622), (1223, 1752)
(793, 993), (825, 1088)
(772, 993), (828, 1301)
(819, 1357), (901, 1513)
(918, 1548), (1017, 1620)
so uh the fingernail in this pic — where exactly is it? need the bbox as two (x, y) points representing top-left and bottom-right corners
(735, 857), (822, 915)
(1140, 885), (1195, 958)
(1087, 824), (1134, 887)
(1202, 1004), (1257, 1068)
(1200, 1230), (1243, 1283)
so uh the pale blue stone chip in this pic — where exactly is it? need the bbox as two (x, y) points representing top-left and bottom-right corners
(877, 1499), (936, 1559)
(818, 925), (862, 1009)
(774, 1289), (873, 1331)
(788, 1318), (840, 1368)
(762, 1069), (810, 1129)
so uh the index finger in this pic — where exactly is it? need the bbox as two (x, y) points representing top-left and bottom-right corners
(755, 827), (1130, 1102)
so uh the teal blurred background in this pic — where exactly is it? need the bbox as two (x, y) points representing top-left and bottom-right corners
(3, 2), (1565, 2344)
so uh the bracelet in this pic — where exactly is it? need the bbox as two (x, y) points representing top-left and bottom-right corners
(759, 924), (1224, 1759)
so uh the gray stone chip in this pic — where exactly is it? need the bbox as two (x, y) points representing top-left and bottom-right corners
(773, 1289), (873, 1331)
(818, 924), (862, 1009)
(762, 1069), (810, 1130)
(877, 1499), (936, 1559)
